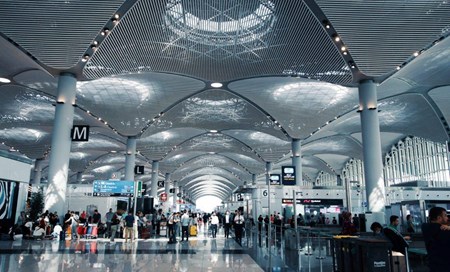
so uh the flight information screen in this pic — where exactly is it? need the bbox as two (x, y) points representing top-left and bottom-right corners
(92, 180), (134, 197)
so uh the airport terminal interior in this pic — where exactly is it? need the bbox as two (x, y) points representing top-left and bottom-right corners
(1, 0), (450, 271)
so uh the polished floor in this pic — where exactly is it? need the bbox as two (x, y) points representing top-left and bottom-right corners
(0, 227), (429, 272)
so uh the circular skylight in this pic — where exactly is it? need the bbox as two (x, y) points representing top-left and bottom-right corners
(165, 0), (275, 46)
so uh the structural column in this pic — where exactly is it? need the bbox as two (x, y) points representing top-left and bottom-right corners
(124, 137), (136, 181)
(358, 80), (385, 213)
(150, 160), (159, 198)
(76, 172), (83, 183)
(173, 180), (178, 208)
(266, 162), (273, 243)
(252, 174), (256, 185)
(164, 173), (171, 195)
(32, 158), (44, 185)
(292, 138), (302, 185)
(45, 73), (77, 216)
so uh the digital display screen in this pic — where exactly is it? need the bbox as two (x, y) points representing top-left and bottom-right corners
(282, 166), (296, 185)
(92, 180), (135, 197)
(269, 174), (281, 185)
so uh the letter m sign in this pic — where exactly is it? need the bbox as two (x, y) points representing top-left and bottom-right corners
(71, 125), (89, 141)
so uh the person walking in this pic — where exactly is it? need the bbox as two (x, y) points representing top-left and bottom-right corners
(210, 212), (219, 238)
(234, 210), (245, 245)
(224, 211), (232, 238)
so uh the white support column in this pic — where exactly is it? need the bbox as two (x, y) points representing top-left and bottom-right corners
(266, 162), (273, 244)
(124, 137), (136, 181)
(358, 80), (385, 214)
(32, 159), (44, 185)
(173, 181), (178, 209)
(165, 173), (171, 195)
(45, 73), (76, 216)
(76, 172), (83, 183)
(150, 160), (159, 198)
(292, 138), (302, 185)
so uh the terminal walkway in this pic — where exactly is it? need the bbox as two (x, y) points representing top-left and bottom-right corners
(0, 226), (429, 271)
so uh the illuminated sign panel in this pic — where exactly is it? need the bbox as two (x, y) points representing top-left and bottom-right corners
(92, 180), (134, 197)
(269, 174), (281, 185)
(282, 166), (296, 185)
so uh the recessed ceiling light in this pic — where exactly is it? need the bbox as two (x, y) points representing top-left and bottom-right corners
(209, 130), (218, 133)
(211, 82), (223, 88)
(0, 77), (11, 83)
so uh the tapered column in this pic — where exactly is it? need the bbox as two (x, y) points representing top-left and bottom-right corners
(173, 180), (178, 208)
(292, 138), (302, 185)
(252, 174), (256, 185)
(266, 162), (273, 245)
(124, 137), (136, 181)
(359, 80), (385, 213)
(76, 172), (83, 183)
(150, 160), (159, 198)
(165, 173), (171, 195)
(31, 159), (44, 185)
(45, 73), (76, 216)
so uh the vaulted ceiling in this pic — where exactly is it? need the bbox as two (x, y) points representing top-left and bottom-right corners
(1, 0), (449, 202)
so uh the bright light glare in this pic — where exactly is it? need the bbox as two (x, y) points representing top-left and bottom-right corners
(196, 196), (222, 213)
(211, 82), (223, 88)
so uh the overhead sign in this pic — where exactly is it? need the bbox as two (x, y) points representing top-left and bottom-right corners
(282, 166), (296, 185)
(157, 180), (164, 188)
(92, 180), (134, 197)
(282, 198), (343, 205)
(269, 174), (281, 185)
(134, 165), (144, 175)
(71, 125), (89, 141)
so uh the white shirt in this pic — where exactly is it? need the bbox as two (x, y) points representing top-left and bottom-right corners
(33, 227), (45, 237)
(234, 215), (244, 225)
(210, 215), (219, 225)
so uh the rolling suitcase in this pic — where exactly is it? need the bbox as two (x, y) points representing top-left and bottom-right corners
(189, 225), (197, 236)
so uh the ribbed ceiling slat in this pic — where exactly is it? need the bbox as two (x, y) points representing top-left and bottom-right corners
(0, 0), (125, 69)
(84, 0), (352, 84)
(315, 0), (450, 76)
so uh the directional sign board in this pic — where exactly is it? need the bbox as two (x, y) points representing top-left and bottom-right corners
(157, 180), (164, 188)
(92, 180), (134, 197)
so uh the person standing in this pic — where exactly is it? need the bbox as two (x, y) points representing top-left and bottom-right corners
(234, 211), (245, 245)
(124, 211), (135, 243)
(180, 210), (191, 241)
(109, 211), (121, 242)
(224, 211), (232, 238)
(105, 208), (114, 238)
(210, 212), (219, 238)
(406, 214), (415, 234)
(167, 212), (175, 244)
(92, 209), (101, 224)
(383, 215), (410, 254)
(422, 207), (450, 272)
(257, 215), (263, 233)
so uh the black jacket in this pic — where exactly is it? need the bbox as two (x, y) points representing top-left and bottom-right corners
(383, 227), (408, 254)
(422, 223), (450, 272)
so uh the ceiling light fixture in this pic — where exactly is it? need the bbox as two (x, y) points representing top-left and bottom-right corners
(0, 77), (11, 83)
(82, 54), (90, 62)
(413, 51), (419, 57)
(209, 130), (218, 133)
(211, 82), (223, 88)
